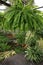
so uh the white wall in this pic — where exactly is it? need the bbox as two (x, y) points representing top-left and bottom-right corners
(34, 0), (43, 11)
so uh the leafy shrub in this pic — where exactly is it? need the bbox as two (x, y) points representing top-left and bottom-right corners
(0, 36), (9, 43)
(25, 37), (43, 63)
(36, 29), (43, 38)
(0, 43), (11, 52)
(15, 31), (26, 44)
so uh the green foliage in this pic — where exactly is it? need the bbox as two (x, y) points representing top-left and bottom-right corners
(14, 46), (24, 53)
(15, 31), (26, 44)
(25, 37), (43, 63)
(0, 43), (11, 52)
(9, 0), (34, 5)
(3, 1), (43, 32)
(27, 37), (37, 47)
(27, 0), (34, 5)
(36, 29), (43, 38)
(0, 36), (8, 43)
(0, 34), (11, 52)
(0, 13), (6, 30)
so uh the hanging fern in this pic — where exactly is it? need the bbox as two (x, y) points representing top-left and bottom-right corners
(4, 1), (43, 32)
